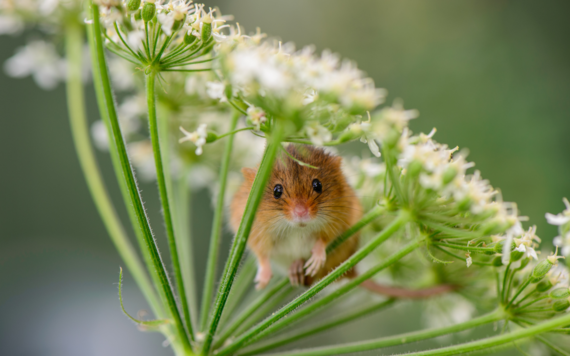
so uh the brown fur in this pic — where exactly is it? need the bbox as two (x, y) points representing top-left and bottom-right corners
(230, 144), (363, 286)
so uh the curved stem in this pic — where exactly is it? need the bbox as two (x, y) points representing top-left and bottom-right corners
(147, 72), (194, 341)
(64, 22), (161, 316)
(395, 312), (570, 356)
(88, 4), (192, 353)
(200, 112), (240, 331)
(216, 214), (413, 356)
(239, 299), (396, 356)
(259, 309), (505, 356)
(215, 279), (289, 348)
(201, 120), (286, 354)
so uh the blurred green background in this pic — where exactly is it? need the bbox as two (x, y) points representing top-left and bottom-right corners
(1, 0), (569, 355)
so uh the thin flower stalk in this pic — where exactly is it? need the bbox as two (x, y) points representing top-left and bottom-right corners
(202, 120), (287, 354)
(216, 214), (413, 356)
(146, 71), (194, 340)
(239, 299), (396, 356)
(200, 111), (241, 330)
(258, 309), (505, 356)
(64, 20), (162, 317)
(88, 3), (192, 353)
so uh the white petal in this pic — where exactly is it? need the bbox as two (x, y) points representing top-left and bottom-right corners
(545, 213), (570, 226)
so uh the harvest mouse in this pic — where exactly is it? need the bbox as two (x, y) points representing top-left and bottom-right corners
(230, 144), (455, 298)
(230, 144), (362, 289)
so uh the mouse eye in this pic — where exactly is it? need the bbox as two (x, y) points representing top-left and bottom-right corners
(273, 184), (283, 199)
(312, 179), (322, 194)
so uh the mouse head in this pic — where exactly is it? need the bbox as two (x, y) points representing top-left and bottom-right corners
(242, 145), (350, 229)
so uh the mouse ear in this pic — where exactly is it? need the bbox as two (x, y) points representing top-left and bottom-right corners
(241, 167), (257, 182)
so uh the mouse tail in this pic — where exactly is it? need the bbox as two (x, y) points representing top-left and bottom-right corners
(360, 279), (456, 299)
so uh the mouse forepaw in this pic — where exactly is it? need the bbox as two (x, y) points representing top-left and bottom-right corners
(304, 249), (326, 277)
(289, 259), (306, 286)
(254, 265), (272, 290)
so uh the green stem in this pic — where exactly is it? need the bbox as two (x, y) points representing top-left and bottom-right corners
(535, 335), (570, 356)
(88, 4), (192, 353)
(263, 309), (505, 356)
(239, 299), (396, 356)
(201, 120), (287, 354)
(215, 279), (289, 348)
(393, 312), (570, 356)
(218, 256), (257, 327)
(146, 72), (194, 341)
(506, 279), (531, 309)
(200, 112), (240, 331)
(172, 166), (199, 325)
(216, 213), (412, 356)
(64, 22), (161, 317)
(87, 4), (166, 319)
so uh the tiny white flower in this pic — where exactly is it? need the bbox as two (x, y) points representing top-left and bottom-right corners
(4, 40), (66, 90)
(546, 213), (570, 226)
(246, 106), (266, 131)
(179, 124), (208, 155)
(305, 122), (332, 146)
(466, 254), (472, 268)
(206, 81), (226, 102)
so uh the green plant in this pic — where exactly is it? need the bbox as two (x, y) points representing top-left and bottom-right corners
(2, 1), (570, 355)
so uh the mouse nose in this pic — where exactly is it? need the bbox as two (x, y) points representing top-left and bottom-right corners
(293, 204), (309, 218)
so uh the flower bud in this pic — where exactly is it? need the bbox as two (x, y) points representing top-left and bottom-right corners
(184, 31), (198, 45)
(142, 2), (156, 22)
(201, 17), (212, 43)
(134, 9), (142, 21)
(205, 131), (218, 143)
(407, 160), (423, 178)
(552, 299), (570, 312)
(384, 128), (401, 149)
(492, 256), (503, 267)
(550, 287), (570, 299)
(127, 0), (141, 12)
(530, 260), (553, 283)
(442, 166), (457, 185)
(510, 250), (524, 262)
(535, 279), (553, 293)
(494, 241), (516, 253)
(516, 257), (531, 270)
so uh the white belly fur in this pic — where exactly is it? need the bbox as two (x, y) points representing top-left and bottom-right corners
(270, 227), (316, 276)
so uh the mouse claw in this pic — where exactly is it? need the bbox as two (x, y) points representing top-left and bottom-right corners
(289, 259), (305, 286)
(304, 252), (326, 277)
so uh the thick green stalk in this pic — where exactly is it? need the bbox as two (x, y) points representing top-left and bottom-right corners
(201, 121), (286, 354)
(86, 4), (165, 318)
(88, 4), (192, 353)
(64, 22), (161, 317)
(146, 72), (194, 341)
(396, 312), (570, 356)
(239, 299), (396, 356)
(261, 309), (505, 356)
(216, 212), (412, 356)
(200, 112), (240, 330)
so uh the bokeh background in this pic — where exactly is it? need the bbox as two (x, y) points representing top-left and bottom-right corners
(1, 0), (569, 355)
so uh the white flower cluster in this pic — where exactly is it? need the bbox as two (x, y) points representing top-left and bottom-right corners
(223, 42), (385, 113)
(548, 198), (570, 257)
(0, 0), (81, 35)
(3, 40), (66, 89)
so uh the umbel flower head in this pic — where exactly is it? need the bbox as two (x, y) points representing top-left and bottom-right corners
(98, 0), (235, 72)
